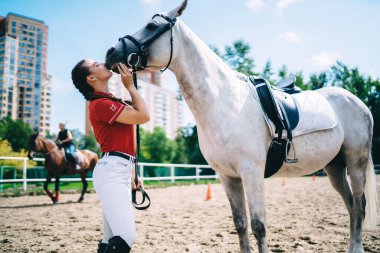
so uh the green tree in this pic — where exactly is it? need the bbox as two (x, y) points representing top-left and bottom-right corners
(278, 65), (288, 79)
(171, 132), (188, 164)
(139, 127), (175, 176)
(0, 117), (33, 152)
(0, 140), (36, 166)
(261, 60), (275, 83)
(308, 72), (328, 90)
(81, 133), (100, 155)
(180, 126), (207, 165)
(294, 72), (310, 91)
(211, 39), (257, 76)
(70, 129), (83, 147)
(141, 127), (175, 163)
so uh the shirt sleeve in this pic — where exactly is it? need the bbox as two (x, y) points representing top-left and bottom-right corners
(94, 99), (125, 124)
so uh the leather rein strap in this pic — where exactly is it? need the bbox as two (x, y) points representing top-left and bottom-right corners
(131, 64), (151, 210)
(126, 14), (177, 210)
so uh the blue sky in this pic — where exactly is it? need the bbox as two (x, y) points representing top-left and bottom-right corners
(1, 0), (379, 134)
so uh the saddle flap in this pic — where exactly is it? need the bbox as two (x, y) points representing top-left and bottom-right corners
(250, 77), (300, 132)
(273, 90), (299, 130)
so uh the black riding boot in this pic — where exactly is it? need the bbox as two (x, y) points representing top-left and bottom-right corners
(97, 241), (108, 253)
(104, 236), (131, 253)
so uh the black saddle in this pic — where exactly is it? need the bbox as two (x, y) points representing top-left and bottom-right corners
(275, 75), (302, 94)
(249, 76), (301, 178)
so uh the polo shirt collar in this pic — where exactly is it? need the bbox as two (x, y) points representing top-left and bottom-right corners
(93, 91), (114, 97)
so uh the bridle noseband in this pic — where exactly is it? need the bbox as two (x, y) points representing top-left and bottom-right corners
(119, 13), (177, 72)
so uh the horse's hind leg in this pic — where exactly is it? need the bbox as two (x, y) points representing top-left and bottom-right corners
(44, 174), (56, 204)
(219, 174), (251, 253)
(54, 176), (60, 202)
(324, 153), (355, 253)
(344, 151), (370, 253)
(78, 170), (88, 202)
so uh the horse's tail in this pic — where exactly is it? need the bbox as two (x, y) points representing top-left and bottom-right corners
(363, 153), (379, 231)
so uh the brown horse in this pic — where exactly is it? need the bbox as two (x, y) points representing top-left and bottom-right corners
(27, 133), (99, 203)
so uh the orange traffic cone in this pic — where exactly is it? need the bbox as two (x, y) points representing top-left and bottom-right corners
(281, 178), (286, 187)
(205, 183), (213, 201)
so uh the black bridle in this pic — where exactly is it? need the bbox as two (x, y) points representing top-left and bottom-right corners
(119, 13), (177, 72)
(119, 14), (177, 210)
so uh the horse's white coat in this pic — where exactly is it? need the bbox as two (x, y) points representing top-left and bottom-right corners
(124, 1), (379, 252)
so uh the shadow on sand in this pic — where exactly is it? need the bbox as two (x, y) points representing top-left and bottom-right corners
(0, 200), (82, 209)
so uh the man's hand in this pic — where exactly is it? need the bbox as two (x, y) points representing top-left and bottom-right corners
(56, 141), (62, 149)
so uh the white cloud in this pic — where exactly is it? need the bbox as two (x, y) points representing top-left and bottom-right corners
(246, 0), (265, 12)
(311, 51), (342, 70)
(51, 77), (75, 94)
(278, 32), (301, 43)
(277, 0), (303, 11)
(141, 0), (161, 4)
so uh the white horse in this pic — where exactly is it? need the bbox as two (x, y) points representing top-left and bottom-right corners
(105, 1), (379, 252)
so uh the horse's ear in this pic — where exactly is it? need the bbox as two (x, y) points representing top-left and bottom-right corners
(167, 0), (187, 18)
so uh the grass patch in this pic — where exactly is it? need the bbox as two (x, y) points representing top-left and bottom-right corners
(0, 179), (219, 198)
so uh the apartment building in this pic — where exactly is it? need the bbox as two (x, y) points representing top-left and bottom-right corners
(0, 13), (51, 134)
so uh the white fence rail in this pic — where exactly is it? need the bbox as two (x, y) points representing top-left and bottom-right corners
(0, 156), (217, 191)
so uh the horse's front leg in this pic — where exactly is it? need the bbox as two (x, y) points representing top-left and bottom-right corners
(78, 170), (88, 202)
(239, 161), (268, 253)
(219, 174), (251, 253)
(44, 174), (56, 204)
(54, 176), (60, 202)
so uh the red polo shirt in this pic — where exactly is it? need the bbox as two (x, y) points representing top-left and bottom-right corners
(89, 92), (136, 156)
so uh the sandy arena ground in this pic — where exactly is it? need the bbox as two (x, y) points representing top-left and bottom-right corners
(0, 176), (379, 253)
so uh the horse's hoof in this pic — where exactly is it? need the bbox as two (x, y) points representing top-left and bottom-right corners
(78, 197), (84, 202)
(51, 197), (57, 204)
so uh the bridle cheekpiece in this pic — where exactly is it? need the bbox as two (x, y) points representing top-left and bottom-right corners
(118, 13), (177, 73)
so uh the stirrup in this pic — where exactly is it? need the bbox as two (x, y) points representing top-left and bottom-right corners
(285, 140), (298, 163)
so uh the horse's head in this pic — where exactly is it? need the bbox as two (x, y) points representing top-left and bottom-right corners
(27, 132), (45, 159)
(105, 0), (187, 73)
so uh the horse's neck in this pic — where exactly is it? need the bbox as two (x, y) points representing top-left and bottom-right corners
(42, 139), (61, 159)
(169, 21), (251, 126)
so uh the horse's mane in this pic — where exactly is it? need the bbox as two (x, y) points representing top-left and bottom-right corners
(29, 132), (57, 150)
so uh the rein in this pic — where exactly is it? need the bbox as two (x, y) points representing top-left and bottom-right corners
(131, 65), (151, 210)
(116, 13), (177, 210)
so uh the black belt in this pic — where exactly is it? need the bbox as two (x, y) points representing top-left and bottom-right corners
(101, 151), (136, 163)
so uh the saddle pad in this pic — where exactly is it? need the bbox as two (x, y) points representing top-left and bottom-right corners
(290, 91), (337, 137)
(247, 79), (337, 138)
(74, 151), (85, 163)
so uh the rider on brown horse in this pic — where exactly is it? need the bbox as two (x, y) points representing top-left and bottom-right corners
(53, 123), (81, 170)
